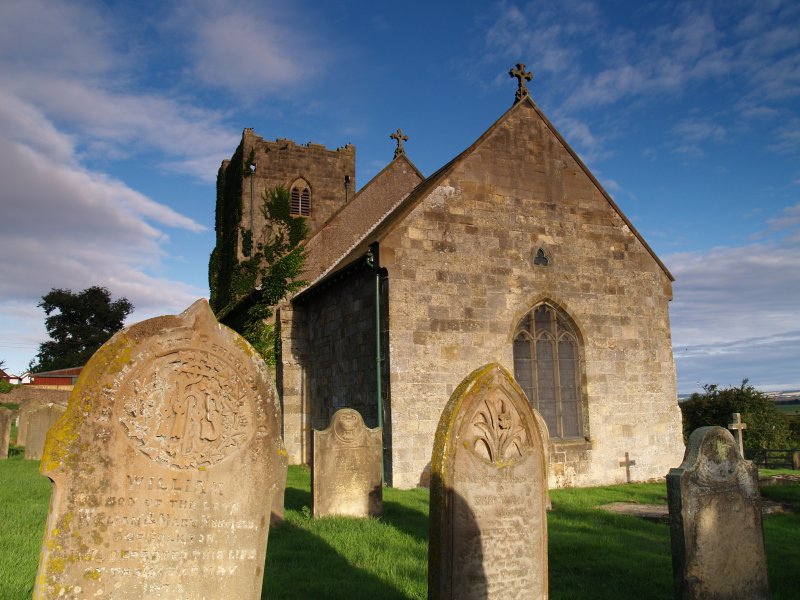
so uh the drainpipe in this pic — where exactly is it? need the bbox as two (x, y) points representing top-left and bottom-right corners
(365, 243), (384, 485)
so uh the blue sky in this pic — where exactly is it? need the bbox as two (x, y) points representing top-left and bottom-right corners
(0, 0), (798, 394)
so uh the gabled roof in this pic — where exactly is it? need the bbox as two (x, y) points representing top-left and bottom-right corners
(301, 95), (674, 289)
(299, 154), (424, 289)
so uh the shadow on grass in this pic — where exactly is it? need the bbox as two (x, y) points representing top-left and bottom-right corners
(263, 519), (412, 600)
(380, 499), (428, 543)
(283, 485), (311, 512)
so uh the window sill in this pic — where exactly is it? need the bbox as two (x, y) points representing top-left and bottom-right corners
(552, 438), (592, 452)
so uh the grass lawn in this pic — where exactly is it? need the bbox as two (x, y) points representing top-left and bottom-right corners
(1, 460), (798, 599)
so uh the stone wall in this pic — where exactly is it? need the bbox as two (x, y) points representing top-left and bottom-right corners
(240, 129), (355, 257)
(379, 102), (684, 488)
(281, 264), (389, 467)
(6, 386), (71, 406)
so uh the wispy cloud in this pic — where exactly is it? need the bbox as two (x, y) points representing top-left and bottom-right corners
(666, 218), (800, 392)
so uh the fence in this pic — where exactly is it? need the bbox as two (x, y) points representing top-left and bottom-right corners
(748, 448), (800, 470)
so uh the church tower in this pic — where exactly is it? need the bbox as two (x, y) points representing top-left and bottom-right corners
(209, 128), (355, 313)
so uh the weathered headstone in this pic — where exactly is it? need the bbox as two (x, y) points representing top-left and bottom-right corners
(24, 403), (65, 460)
(667, 426), (769, 599)
(312, 408), (382, 518)
(35, 300), (287, 599)
(0, 408), (11, 459)
(429, 363), (549, 599)
(18, 398), (67, 448)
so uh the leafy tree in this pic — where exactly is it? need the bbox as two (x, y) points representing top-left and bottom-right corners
(679, 380), (791, 456)
(31, 286), (134, 372)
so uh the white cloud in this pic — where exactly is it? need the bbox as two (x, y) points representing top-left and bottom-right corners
(672, 119), (727, 143)
(666, 229), (800, 392)
(172, 1), (329, 97)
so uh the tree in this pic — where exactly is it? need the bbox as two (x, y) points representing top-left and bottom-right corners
(31, 286), (134, 372)
(678, 379), (791, 456)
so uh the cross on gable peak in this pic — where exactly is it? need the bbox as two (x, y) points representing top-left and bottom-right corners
(509, 62), (534, 104)
(390, 128), (409, 158)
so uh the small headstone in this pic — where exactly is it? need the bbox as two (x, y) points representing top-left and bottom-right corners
(0, 408), (11, 459)
(312, 408), (382, 518)
(35, 300), (287, 599)
(24, 403), (65, 460)
(18, 398), (67, 448)
(667, 426), (769, 599)
(793, 450), (800, 471)
(429, 363), (549, 599)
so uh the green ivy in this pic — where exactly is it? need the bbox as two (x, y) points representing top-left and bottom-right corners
(208, 142), (244, 311)
(210, 185), (307, 364)
(240, 228), (253, 257)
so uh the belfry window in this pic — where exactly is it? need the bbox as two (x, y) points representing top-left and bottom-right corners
(290, 179), (311, 216)
(513, 303), (583, 439)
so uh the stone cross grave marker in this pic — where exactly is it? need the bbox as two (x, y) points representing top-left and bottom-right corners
(728, 412), (747, 458)
(24, 403), (66, 460)
(667, 426), (769, 599)
(35, 300), (287, 599)
(312, 407), (382, 518)
(429, 363), (549, 599)
(619, 452), (636, 483)
(0, 408), (11, 459)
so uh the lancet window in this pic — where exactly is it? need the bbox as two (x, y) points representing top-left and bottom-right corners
(513, 302), (584, 439)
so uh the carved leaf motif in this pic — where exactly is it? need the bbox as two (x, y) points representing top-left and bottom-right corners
(471, 394), (529, 463)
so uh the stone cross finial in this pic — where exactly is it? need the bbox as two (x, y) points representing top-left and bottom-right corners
(619, 452), (636, 483)
(390, 128), (409, 158)
(728, 412), (747, 458)
(509, 63), (533, 104)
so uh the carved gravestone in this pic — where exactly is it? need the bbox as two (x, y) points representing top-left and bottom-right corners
(667, 426), (770, 600)
(35, 300), (287, 599)
(24, 404), (66, 460)
(0, 408), (11, 458)
(312, 408), (382, 518)
(429, 363), (549, 599)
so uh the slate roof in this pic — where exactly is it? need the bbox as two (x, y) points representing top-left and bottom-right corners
(299, 96), (674, 293)
(299, 154), (424, 290)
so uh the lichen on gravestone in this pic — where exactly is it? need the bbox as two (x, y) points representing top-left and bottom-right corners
(428, 363), (549, 600)
(667, 426), (769, 600)
(34, 300), (287, 599)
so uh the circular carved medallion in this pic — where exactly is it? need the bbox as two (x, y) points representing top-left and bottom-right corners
(117, 348), (254, 469)
(332, 409), (362, 445)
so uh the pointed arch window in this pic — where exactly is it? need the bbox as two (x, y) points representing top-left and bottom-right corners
(513, 303), (583, 439)
(290, 179), (311, 216)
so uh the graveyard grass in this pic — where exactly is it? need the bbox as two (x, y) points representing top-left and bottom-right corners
(1, 461), (798, 599)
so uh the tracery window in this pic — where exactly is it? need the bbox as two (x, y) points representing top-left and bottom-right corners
(290, 179), (311, 216)
(513, 303), (583, 439)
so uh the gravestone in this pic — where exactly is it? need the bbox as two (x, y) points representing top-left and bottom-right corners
(24, 403), (66, 460)
(35, 300), (287, 599)
(728, 412), (747, 458)
(18, 397), (68, 448)
(312, 408), (382, 518)
(667, 426), (769, 599)
(429, 363), (549, 599)
(0, 408), (11, 458)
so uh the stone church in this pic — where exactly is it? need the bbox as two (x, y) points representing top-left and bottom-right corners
(211, 68), (685, 489)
